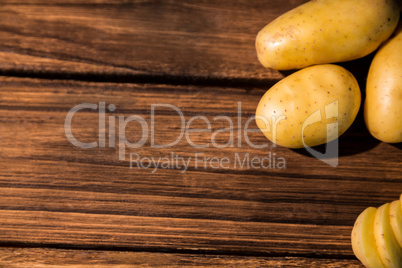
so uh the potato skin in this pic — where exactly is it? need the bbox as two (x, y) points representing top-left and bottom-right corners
(255, 64), (361, 148)
(364, 26), (402, 143)
(256, 0), (400, 70)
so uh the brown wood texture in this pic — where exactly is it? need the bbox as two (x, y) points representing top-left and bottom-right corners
(0, 77), (400, 267)
(0, 248), (363, 268)
(0, 0), (401, 267)
(0, 0), (306, 82)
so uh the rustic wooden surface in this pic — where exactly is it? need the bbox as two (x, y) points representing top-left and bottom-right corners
(0, 1), (401, 267)
(0, 248), (363, 268)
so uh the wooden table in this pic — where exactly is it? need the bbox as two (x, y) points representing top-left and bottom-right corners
(0, 1), (400, 267)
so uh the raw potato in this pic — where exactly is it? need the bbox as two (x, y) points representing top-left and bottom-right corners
(364, 26), (402, 143)
(256, 0), (400, 70)
(389, 200), (402, 248)
(351, 207), (386, 268)
(255, 64), (360, 148)
(351, 196), (402, 268)
(374, 203), (402, 268)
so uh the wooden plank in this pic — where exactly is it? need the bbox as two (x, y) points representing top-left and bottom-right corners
(0, 209), (354, 256)
(0, 0), (311, 81)
(0, 159), (399, 226)
(0, 77), (400, 181)
(0, 248), (363, 268)
(0, 76), (400, 260)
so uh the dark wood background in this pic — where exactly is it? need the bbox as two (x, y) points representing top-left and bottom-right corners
(0, 1), (401, 267)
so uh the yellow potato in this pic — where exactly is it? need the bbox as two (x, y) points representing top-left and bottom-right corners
(256, 0), (400, 70)
(351, 207), (386, 268)
(255, 64), (360, 148)
(374, 203), (402, 268)
(364, 26), (402, 143)
(390, 200), (402, 248)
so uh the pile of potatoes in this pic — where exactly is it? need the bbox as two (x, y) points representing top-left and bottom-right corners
(255, 0), (402, 148)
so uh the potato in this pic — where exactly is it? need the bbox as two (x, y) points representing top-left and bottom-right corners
(374, 203), (402, 268)
(255, 64), (360, 148)
(352, 197), (402, 268)
(364, 26), (402, 143)
(256, 0), (400, 70)
(389, 200), (402, 248)
(351, 207), (386, 268)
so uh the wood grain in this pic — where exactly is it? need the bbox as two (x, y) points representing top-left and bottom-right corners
(0, 77), (400, 266)
(0, 0), (401, 266)
(0, 0), (311, 82)
(0, 209), (353, 255)
(0, 248), (363, 268)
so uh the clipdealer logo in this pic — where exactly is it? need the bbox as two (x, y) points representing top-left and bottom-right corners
(302, 101), (339, 167)
(64, 101), (339, 172)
